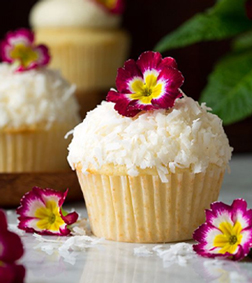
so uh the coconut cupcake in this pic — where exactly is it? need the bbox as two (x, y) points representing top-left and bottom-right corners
(29, 0), (130, 118)
(0, 28), (80, 173)
(67, 51), (232, 243)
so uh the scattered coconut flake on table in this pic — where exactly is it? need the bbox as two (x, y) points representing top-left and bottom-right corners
(134, 246), (153, 257)
(70, 218), (91, 236)
(154, 243), (196, 267)
(33, 231), (104, 265)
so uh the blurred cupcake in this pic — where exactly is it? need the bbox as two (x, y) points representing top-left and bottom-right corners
(67, 51), (232, 243)
(29, 0), (130, 118)
(0, 28), (80, 173)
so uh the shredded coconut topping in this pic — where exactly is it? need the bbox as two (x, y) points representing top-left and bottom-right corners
(30, 0), (120, 29)
(0, 64), (79, 129)
(68, 97), (232, 181)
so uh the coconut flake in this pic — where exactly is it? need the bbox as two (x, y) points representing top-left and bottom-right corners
(155, 243), (196, 267)
(134, 246), (153, 257)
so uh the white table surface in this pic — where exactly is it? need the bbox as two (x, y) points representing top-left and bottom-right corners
(4, 154), (252, 283)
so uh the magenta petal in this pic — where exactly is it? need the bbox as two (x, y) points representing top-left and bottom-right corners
(6, 28), (34, 46)
(17, 187), (47, 218)
(0, 42), (12, 62)
(116, 59), (142, 93)
(158, 56), (178, 70)
(107, 90), (140, 117)
(158, 68), (184, 91)
(136, 51), (162, 73)
(0, 230), (24, 263)
(11, 264), (26, 283)
(205, 201), (232, 226)
(61, 211), (79, 225)
(231, 199), (252, 227)
(0, 264), (15, 283)
(0, 210), (8, 230)
(35, 44), (51, 66)
(0, 263), (25, 283)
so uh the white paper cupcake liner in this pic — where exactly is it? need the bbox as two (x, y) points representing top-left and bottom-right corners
(77, 167), (225, 243)
(0, 123), (75, 173)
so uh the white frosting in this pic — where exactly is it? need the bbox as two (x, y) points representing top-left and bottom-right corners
(30, 0), (121, 29)
(0, 63), (80, 129)
(67, 97), (232, 182)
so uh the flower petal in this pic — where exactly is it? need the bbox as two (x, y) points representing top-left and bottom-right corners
(205, 201), (233, 228)
(5, 28), (34, 46)
(0, 263), (25, 283)
(61, 211), (79, 225)
(0, 229), (24, 263)
(35, 44), (51, 66)
(107, 90), (140, 117)
(231, 198), (252, 229)
(158, 56), (178, 70)
(116, 59), (142, 93)
(136, 51), (162, 74)
(0, 210), (8, 231)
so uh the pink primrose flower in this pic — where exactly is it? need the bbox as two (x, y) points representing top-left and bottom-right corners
(106, 51), (184, 117)
(0, 28), (50, 72)
(17, 187), (78, 236)
(193, 199), (252, 261)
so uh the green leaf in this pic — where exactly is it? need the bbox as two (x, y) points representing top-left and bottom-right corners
(155, 0), (251, 52)
(232, 30), (252, 52)
(199, 50), (252, 125)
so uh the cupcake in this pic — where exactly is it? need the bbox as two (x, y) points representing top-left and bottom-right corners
(0, 28), (80, 173)
(29, 0), (130, 118)
(67, 51), (232, 243)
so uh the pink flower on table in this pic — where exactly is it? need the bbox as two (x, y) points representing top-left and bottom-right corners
(0, 28), (50, 72)
(93, 0), (124, 14)
(193, 199), (252, 261)
(106, 51), (184, 117)
(0, 210), (25, 283)
(17, 187), (78, 236)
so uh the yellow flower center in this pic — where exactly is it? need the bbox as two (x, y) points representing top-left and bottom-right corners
(34, 200), (65, 231)
(10, 44), (38, 68)
(129, 73), (163, 105)
(213, 221), (243, 254)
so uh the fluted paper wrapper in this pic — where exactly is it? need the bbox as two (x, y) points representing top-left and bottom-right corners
(0, 123), (73, 173)
(77, 167), (225, 243)
(35, 28), (130, 91)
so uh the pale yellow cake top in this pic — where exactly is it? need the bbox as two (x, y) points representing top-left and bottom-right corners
(0, 63), (80, 130)
(30, 0), (121, 29)
(67, 97), (232, 182)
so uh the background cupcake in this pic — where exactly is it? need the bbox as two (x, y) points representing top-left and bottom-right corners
(0, 29), (81, 206)
(67, 51), (233, 243)
(29, 0), (130, 118)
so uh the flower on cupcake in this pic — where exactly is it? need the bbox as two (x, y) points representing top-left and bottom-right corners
(17, 187), (78, 236)
(0, 28), (50, 72)
(0, 210), (25, 283)
(93, 0), (125, 14)
(193, 199), (252, 261)
(106, 51), (184, 117)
